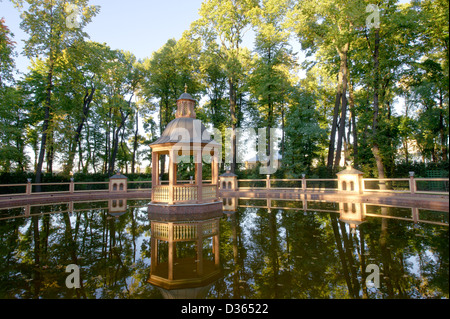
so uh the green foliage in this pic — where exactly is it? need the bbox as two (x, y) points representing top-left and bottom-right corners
(0, 18), (16, 86)
(0, 0), (447, 178)
(282, 88), (327, 177)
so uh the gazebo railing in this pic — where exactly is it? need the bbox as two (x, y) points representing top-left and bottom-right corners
(151, 219), (219, 241)
(202, 185), (218, 201)
(153, 185), (170, 202)
(152, 184), (218, 203)
(174, 184), (198, 201)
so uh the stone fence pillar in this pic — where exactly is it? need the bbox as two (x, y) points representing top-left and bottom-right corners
(219, 170), (238, 191)
(336, 166), (364, 194)
(109, 171), (128, 193)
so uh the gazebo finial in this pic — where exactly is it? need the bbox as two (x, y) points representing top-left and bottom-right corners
(184, 83), (188, 93)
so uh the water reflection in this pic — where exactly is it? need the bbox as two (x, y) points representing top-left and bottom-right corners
(0, 197), (447, 299)
(147, 214), (223, 298)
(108, 198), (128, 218)
(339, 202), (366, 233)
(219, 197), (448, 299)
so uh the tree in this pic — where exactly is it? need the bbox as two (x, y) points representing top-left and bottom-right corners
(100, 50), (141, 175)
(13, 0), (98, 184)
(0, 86), (30, 171)
(59, 41), (113, 176)
(0, 17), (16, 87)
(405, 0), (449, 162)
(141, 37), (202, 175)
(248, 0), (297, 167)
(0, 17), (27, 171)
(358, 1), (439, 177)
(197, 45), (230, 170)
(283, 86), (327, 176)
(288, 0), (367, 174)
(192, 0), (258, 173)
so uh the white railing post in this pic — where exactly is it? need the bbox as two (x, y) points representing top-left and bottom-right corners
(69, 177), (74, 194)
(302, 174), (306, 192)
(266, 175), (271, 189)
(26, 178), (32, 195)
(409, 171), (416, 194)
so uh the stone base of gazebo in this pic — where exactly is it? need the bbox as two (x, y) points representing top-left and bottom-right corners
(148, 201), (223, 221)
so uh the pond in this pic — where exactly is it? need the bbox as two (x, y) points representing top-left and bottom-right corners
(0, 197), (448, 299)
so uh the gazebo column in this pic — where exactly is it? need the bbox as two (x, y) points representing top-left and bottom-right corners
(169, 149), (178, 205)
(150, 234), (158, 273)
(213, 232), (220, 266)
(151, 152), (160, 201)
(212, 150), (219, 186)
(211, 150), (219, 200)
(195, 149), (203, 203)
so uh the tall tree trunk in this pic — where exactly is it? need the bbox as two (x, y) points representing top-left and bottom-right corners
(281, 104), (285, 160)
(46, 129), (54, 174)
(438, 88), (448, 161)
(327, 64), (344, 174)
(120, 128), (128, 173)
(229, 77), (237, 173)
(371, 28), (386, 186)
(35, 58), (53, 190)
(266, 94), (274, 170)
(348, 73), (358, 166)
(108, 109), (129, 175)
(78, 138), (85, 173)
(132, 107), (139, 174)
(104, 107), (112, 174)
(64, 87), (95, 176)
(334, 46), (349, 171)
(266, 47), (275, 169)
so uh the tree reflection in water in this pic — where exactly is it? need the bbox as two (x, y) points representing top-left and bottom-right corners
(0, 197), (447, 299)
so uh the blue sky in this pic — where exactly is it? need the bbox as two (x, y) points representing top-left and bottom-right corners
(1, 0), (206, 73)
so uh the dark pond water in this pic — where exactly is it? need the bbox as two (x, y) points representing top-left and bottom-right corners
(0, 197), (448, 299)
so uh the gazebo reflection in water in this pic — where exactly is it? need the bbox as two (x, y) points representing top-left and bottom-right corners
(147, 210), (223, 299)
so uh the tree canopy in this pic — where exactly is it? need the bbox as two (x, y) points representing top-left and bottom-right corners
(0, 0), (448, 180)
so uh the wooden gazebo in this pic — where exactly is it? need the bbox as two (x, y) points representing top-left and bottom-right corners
(148, 89), (222, 213)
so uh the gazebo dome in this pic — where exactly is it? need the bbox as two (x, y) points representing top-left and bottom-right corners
(177, 92), (195, 101)
(150, 90), (219, 146)
(150, 117), (218, 146)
